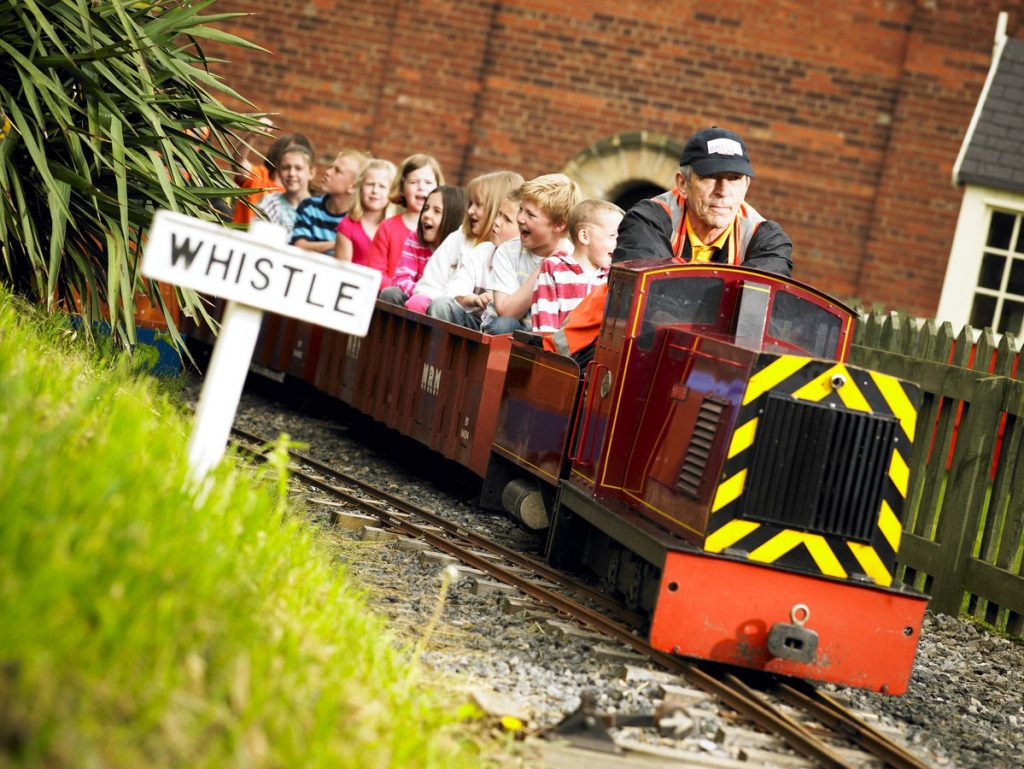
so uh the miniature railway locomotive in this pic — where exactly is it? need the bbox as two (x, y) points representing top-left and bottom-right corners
(484, 262), (927, 694)
(195, 260), (928, 695)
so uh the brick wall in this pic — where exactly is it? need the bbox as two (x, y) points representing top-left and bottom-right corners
(201, 0), (1017, 316)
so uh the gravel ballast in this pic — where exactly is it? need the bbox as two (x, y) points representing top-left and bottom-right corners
(231, 384), (1024, 768)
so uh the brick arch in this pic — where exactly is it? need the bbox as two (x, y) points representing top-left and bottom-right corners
(560, 131), (683, 202)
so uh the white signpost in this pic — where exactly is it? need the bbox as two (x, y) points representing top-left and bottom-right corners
(141, 210), (381, 483)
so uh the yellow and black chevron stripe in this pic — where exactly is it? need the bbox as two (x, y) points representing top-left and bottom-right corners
(705, 353), (921, 586)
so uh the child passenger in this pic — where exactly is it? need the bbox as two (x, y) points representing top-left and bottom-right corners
(378, 186), (469, 306)
(366, 154), (444, 288)
(530, 199), (623, 333)
(426, 185), (523, 330)
(256, 144), (314, 235)
(482, 173), (581, 335)
(231, 126), (314, 226)
(406, 170), (523, 314)
(291, 148), (370, 255)
(335, 158), (397, 266)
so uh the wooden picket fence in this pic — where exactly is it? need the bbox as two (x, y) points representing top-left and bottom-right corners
(850, 313), (1024, 638)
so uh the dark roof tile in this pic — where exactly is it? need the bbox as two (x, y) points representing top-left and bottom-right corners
(959, 38), (1024, 193)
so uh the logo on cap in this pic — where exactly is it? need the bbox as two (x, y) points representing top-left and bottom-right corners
(706, 138), (743, 157)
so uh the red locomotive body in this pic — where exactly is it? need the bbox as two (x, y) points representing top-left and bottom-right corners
(491, 263), (927, 693)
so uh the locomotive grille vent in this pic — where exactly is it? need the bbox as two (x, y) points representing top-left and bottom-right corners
(741, 394), (898, 542)
(677, 397), (727, 498)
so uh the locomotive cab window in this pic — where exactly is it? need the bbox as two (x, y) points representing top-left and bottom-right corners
(765, 291), (843, 358)
(637, 277), (723, 350)
(600, 278), (635, 351)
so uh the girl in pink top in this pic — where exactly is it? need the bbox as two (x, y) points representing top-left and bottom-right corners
(366, 153), (444, 288)
(379, 186), (469, 309)
(335, 158), (396, 265)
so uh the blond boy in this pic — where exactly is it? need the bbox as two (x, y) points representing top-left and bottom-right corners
(483, 173), (582, 335)
(291, 147), (371, 255)
(530, 199), (623, 333)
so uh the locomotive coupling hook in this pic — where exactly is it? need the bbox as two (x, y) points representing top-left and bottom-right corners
(767, 603), (819, 665)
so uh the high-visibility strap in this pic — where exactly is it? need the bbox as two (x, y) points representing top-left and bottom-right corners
(652, 189), (766, 265)
(551, 328), (571, 356)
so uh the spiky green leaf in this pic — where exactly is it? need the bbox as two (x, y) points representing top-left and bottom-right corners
(1, 0), (263, 349)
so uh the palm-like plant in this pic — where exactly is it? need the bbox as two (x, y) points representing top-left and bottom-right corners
(0, 0), (265, 348)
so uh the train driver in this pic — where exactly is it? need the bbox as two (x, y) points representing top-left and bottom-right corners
(543, 126), (793, 360)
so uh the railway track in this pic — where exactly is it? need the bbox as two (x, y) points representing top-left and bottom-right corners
(232, 425), (934, 769)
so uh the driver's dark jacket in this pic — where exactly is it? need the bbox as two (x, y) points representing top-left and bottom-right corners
(614, 189), (793, 275)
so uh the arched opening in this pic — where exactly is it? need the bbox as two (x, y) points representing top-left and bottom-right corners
(611, 180), (666, 211)
(560, 131), (681, 204)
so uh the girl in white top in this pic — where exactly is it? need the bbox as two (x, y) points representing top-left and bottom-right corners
(406, 170), (523, 314)
(425, 190), (523, 330)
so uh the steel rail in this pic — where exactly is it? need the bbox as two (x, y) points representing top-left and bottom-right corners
(273, 460), (853, 766)
(775, 681), (932, 769)
(231, 425), (643, 626)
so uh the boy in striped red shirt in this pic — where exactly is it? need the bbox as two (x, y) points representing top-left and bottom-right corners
(530, 199), (624, 333)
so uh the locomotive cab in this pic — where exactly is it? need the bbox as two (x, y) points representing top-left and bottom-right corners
(570, 262), (860, 509)
(568, 263), (920, 586)
(633, 265), (853, 360)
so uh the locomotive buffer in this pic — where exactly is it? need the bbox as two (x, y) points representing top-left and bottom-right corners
(141, 210), (381, 483)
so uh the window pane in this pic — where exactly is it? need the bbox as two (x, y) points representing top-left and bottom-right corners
(608, 281), (633, 323)
(998, 300), (1024, 335)
(988, 211), (1015, 250)
(1011, 221), (1024, 253)
(1016, 220), (1024, 253)
(601, 280), (635, 349)
(637, 277), (722, 350)
(767, 291), (842, 358)
(979, 252), (1006, 290)
(1008, 258), (1024, 296)
(970, 294), (996, 328)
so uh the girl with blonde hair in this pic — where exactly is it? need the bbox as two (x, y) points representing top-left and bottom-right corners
(335, 158), (397, 265)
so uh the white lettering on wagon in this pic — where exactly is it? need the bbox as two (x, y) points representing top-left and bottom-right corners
(346, 335), (362, 360)
(421, 363), (441, 396)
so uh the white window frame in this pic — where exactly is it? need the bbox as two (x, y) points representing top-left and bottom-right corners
(936, 184), (1024, 335)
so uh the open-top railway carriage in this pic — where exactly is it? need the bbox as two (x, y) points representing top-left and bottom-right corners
(192, 259), (929, 695)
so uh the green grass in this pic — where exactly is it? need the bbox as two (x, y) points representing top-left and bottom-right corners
(0, 288), (486, 768)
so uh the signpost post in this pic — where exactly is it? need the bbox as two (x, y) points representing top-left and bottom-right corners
(141, 210), (381, 483)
